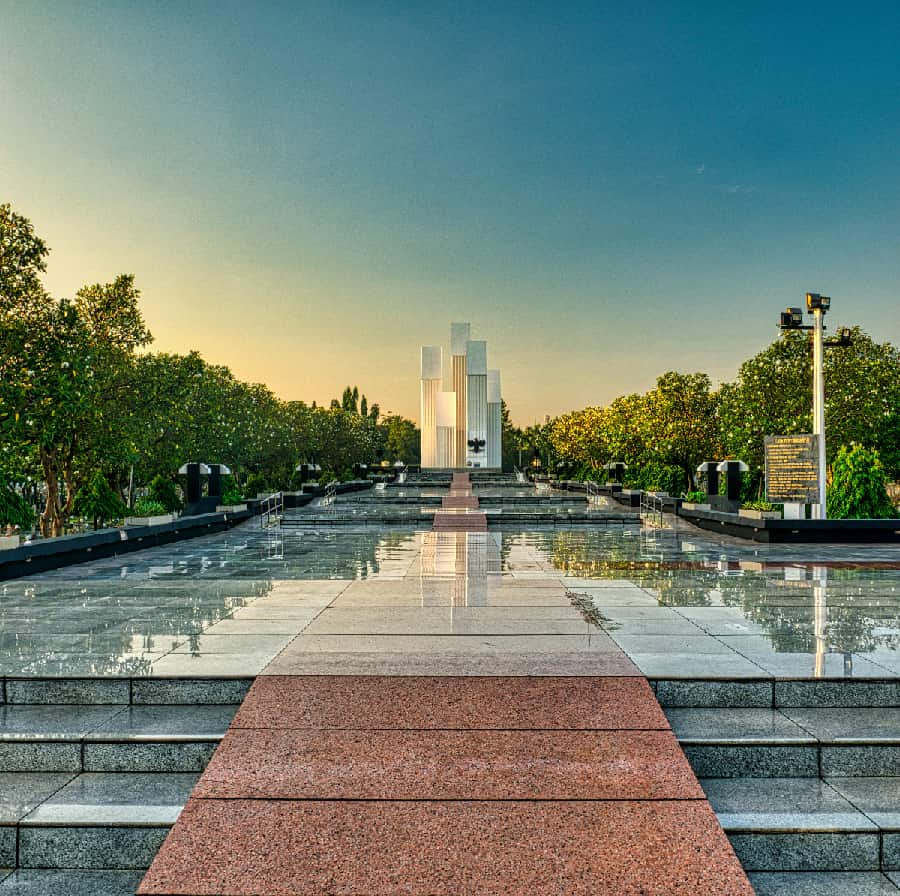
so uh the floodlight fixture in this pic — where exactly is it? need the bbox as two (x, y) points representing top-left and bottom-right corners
(780, 307), (805, 329)
(806, 293), (831, 312)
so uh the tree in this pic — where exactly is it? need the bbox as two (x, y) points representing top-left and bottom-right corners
(74, 470), (125, 530)
(719, 328), (900, 485)
(383, 415), (420, 464)
(827, 444), (896, 519)
(500, 400), (523, 472)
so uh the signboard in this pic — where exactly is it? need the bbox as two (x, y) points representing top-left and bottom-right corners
(764, 434), (820, 503)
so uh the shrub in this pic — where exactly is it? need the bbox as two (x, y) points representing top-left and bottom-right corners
(742, 500), (778, 512)
(683, 490), (707, 503)
(221, 488), (244, 506)
(148, 475), (182, 512)
(75, 472), (126, 529)
(827, 444), (897, 519)
(628, 463), (686, 495)
(243, 472), (269, 498)
(131, 499), (167, 517)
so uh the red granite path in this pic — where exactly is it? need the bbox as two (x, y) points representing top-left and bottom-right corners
(433, 472), (489, 531)
(139, 676), (752, 895)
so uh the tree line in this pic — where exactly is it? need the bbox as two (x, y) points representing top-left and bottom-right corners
(0, 203), (418, 536)
(509, 328), (900, 501)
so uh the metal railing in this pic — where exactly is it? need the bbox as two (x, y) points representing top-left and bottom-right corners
(260, 491), (284, 528)
(640, 491), (666, 528)
(514, 466), (527, 484)
(586, 480), (603, 505)
(322, 480), (338, 508)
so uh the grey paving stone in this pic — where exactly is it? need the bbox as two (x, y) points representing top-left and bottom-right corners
(0, 705), (122, 740)
(0, 830), (13, 868)
(775, 681), (900, 708)
(131, 678), (252, 705)
(4, 680), (129, 705)
(23, 772), (197, 825)
(653, 679), (772, 708)
(827, 778), (900, 829)
(83, 741), (218, 773)
(729, 831), (880, 871)
(0, 870), (145, 895)
(86, 705), (237, 741)
(749, 871), (900, 895)
(149, 654), (274, 676)
(683, 744), (819, 778)
(624, 653), (769, 678)
(822, 746), (900, 777)
(0, 743), (81, 773)
(0, 773), (74, 823)
(782, 708), (900, 743)
(881, 834), (900, 869)
(888, 871), (900, 886)
(666, 709), (813, 743)
(703, 777), (876, 831)
(261, 650), (639, 676)
(18, 825), (169, 869)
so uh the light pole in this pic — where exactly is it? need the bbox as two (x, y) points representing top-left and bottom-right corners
(808, 293), (829, 519)
(778, 294), (851, 520)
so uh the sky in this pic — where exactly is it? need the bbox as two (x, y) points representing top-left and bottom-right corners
(2, 1), (899, 425)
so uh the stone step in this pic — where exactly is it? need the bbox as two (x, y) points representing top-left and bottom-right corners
(703, 776), (900, 875)
(0, 704), (237, 773)
(667, 707), (900, 777)
(2, 771), (197, 872)
(0, 869), (146, 895)
(663, 683), (900, 886)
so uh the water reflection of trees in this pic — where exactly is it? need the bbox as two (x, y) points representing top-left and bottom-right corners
(542, 529), (900, 656)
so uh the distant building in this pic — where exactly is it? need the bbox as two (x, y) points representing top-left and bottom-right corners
(420, 323), (502, 469)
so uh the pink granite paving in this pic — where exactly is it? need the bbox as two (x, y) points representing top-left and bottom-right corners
(230, 675), (669, 729)
(139, 799), (753, 896)
(195, 728), (702, 800)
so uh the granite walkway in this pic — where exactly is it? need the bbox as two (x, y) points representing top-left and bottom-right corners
(139, 476), (752, 894)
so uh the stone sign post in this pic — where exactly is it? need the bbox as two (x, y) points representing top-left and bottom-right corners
(764, 434), (821, 520)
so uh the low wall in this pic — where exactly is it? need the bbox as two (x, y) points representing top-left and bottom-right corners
(0, 509), (251, 581)
(678, 507), (900, 543)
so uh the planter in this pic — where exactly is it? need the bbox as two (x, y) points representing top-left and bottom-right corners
(739, 508), (782, 520)
(216, 504), (247, 512)
(681, 502), (711, 512)
(124, 514), (175, 527)
(0, 535), (20, 551)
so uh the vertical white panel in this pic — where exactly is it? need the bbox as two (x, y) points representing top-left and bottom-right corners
(450, 323), (471, 357)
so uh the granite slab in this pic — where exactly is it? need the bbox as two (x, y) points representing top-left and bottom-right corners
(233, 675), (667, 729)
(0, 870), (146, 895)
(196, 728), (701, 800)
(0, 773), (75, 823)
(702, 777), (876, 831)
(138, 799), (754, 895)
(826, 778), (900, 828)
(749, 871), (900, 895)
(666, 709), (814, 744)
(22, 772), (199, 825)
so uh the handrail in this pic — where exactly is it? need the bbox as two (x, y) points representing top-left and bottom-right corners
(513, 466), (527, 484)
(586, 480), (603, 505)
(260, 491), (284, 529)
(322, 480), (338, 508)
(640, 491), (665, 528)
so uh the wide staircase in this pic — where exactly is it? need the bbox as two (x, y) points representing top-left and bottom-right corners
(659, 677), (900, 894)
(0, 677), (247, 894)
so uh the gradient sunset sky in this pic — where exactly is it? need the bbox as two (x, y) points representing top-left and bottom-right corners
(3, 2), (898, 424)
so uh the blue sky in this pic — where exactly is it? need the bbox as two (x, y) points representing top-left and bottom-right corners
(2, 1), (898, 423)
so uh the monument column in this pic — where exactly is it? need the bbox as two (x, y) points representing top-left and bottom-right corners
(487, 369), (502, 470)
(420, 346), (442, 468)
(450, 323), (470, 468)
(466, 340), (488, 467)
(435, 392), (457, 469)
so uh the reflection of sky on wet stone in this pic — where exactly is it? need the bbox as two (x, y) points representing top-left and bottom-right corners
(2, 520), (900, 678)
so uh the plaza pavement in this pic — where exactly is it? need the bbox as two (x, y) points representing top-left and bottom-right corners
(139, 476), (753, 895)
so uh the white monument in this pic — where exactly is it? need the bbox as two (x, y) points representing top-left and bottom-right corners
(420, 323), (503, 470)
